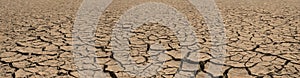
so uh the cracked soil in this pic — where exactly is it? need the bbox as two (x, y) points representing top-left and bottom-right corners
(0, 0), (299, 78)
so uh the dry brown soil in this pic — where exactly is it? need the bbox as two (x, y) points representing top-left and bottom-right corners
(0, 0), (299, 78)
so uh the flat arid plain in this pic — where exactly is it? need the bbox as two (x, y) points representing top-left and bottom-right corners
(0, 0), (299, 78)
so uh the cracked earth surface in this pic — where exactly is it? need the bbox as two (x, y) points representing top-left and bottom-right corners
(0, 0), (299, 78)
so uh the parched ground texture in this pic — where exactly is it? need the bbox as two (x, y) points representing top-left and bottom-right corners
(0, 0), (299, 78)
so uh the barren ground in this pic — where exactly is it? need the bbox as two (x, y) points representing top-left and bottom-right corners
(0, 0), (299, 78)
